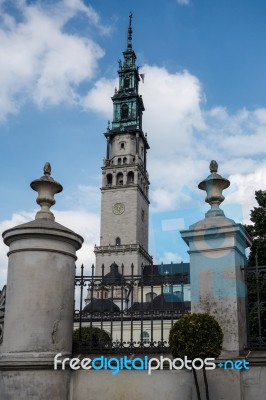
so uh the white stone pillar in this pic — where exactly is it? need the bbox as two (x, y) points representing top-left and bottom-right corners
(0, 163), (83, 399)
(180, 161), (252, 356)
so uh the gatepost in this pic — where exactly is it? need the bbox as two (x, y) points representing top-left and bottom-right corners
(180, 160), (252, 356)
(0, 163), (83, 400)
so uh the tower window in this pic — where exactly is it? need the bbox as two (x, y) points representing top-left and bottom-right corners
(123, 157), (127, 164)
(117, 158), (121, 165)
(116, 172), (123, 185)
(124, 76), (130, 88)
(127, 171), (134, 184)
(141, 209), (145, 221)
(120, 142), (125, 150)
(115, 237), (121, 246)
(106, 174), (112, 186)
(121, 104), (129, 120)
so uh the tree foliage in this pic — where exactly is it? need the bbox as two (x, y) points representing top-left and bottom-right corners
(245, 190), (266, 266)
(169, 313), (223, 359)
(245, 190), (266, 342)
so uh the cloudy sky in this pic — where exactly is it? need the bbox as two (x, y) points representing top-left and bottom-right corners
(0, 0), (266, 287)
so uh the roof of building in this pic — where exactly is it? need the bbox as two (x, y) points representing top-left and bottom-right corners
(83, 299), (120, 313)
(129, 295), (191, 313)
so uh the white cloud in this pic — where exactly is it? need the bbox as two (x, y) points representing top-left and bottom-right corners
(0, 208), (100, 289)
(0, 0), (107, 119)
(63, 184), (101, 213)
(156, 252), (184, 264)
(177, 0), (190, 5)
(0, 211), (33, 289)
(82, 77), (117, 118)
(226, 165), (266, 224)
(54, 209), (100, 268)
(0, 180), (101, 289)
(141, 65), (205, 157)
(83, 64), (266, 220)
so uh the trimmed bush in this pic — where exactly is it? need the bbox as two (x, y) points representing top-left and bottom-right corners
(73, 326), (111, 348)
(169, 313), (223, 359)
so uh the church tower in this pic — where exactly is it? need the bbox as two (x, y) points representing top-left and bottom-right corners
(94, 14), (152, 275)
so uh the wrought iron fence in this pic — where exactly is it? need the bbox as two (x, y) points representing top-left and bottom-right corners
(73, 263), (190, 354)
(245, 263), (266, 350)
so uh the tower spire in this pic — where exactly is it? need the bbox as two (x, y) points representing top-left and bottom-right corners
(127, 12), (133, 50)
(95, 14), (152, 274)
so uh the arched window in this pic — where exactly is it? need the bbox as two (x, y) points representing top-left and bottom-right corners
(115, 237), (121, 246)
(120, 142), (125, 150)
(146, 292), (157, 303)
(116, 172), (123, 185)
(121, 104), (129, 119)
(127, 171), (134, 184)
(123, 157), (127, 164)
(106, 174), (112, 186)
(117, 158), (121, 165)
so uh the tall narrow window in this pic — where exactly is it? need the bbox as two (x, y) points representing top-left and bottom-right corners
(116, 172), (123, 185)
(121, 104), (129, 119)
(115, 237), (121, 246)
(124, 76), (130, 89)
(127, 171), (134, 184)
(106, 174), (112, 186)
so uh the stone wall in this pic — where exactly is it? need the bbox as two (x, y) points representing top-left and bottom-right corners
(1, 357), (266, 400)
(68, 358), (266, 400)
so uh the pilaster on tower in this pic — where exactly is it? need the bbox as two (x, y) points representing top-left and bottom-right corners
(94, 14), (152, 275)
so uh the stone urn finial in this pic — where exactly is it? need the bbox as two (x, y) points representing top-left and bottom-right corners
(30, 163), (63, 220)
(198, 160), (230, 217)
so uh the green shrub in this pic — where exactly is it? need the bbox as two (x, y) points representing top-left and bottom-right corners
(73, 326), (111, 348)
(169, 313), (223, 359)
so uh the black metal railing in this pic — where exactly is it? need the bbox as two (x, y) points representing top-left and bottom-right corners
(245, 262), (266, 350)
(73, 264), (190, 354)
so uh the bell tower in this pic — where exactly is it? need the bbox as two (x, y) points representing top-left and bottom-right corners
(95, 13), (152, 275)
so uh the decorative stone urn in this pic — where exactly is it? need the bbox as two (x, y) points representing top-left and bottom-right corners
(198, 160), (230, 217)
(30, 162), (63, 220)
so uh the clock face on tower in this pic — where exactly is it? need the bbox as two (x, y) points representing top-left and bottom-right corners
(113, 203), (125, 215)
